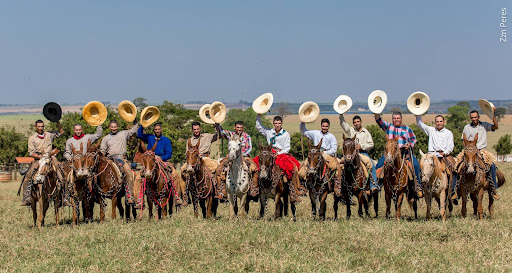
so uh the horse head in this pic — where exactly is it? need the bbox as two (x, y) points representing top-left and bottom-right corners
(258, 142), (274, 180)
(227, 135), (242, 162)
(82, 139), (101, 186)
(419, 150), (435, 185)
(342, 135), (357, 165)
(186, 138), (201, 173)
(35, 148), (59, 184)
(307, 138), (323, 175)
(71, 142), (86, 179)
(141, 140), (158, 178)
(384, 138), (399, 165)
(463, 133), (478, 174)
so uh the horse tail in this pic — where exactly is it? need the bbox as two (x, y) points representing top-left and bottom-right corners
(497, 169), (506, 188)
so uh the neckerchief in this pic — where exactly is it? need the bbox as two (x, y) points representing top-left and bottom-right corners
(37, 133), (45, 139)
(270, 129), (286, 145)
(74, 134), (85, 140)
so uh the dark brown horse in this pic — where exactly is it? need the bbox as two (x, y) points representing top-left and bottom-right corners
(185, 139), (218, 218)
(139, 140), (175, 220)
(381, 138), (417, 220)
(305, 139), (335, 220)
(83, 143), (135, 222)
(336, 135), (371, 220)
(256, 142), (296, 220)
(29, 148), (64, 229)
(458, 133), (505, 219)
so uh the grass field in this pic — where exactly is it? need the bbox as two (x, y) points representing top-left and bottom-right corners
(0, 114), (44, 136)
(1, 163), (511, 272)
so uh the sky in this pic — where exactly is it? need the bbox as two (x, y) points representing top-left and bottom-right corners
(0, 1), (510, 105)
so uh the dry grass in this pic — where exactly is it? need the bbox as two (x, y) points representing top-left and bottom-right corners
(1, 164), (511, 272)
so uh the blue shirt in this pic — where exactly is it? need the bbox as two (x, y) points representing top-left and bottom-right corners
(137, 127), (173, 161)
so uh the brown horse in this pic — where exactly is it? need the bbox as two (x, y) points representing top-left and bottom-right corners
(419, 151), (449, 222)
(29, 148), (64, 229)
(185, 138), (218, 218)
(458, 133), (505, 219)
(256, 142), (296, 220)
(336, 136), (371, 220)
(305, 139), (335, 220)
(83, 143), (135, 222)
(381, 138), (417, 220)
(139, 140), (175, 220)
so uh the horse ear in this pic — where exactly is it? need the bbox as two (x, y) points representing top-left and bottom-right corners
(151, 139), (158, 152)
(187, 138), (192, 148)
(94, 137), (103, 150)
(195, 138), (201, 148)
(308, 139), (312, 149)
(351, 135), (356, 142)
(87, 138), (92, 150)
(462, 133), (468, 145)
(473, 133), (478, 143)
(343, 134), (347, 141)
(140, 140), (147, 153)
(317, 138), (323, 148)
(257, 140), (262, 150)
(419, 149), (425, 158)
(51, 148), (59, 156)
(71, 143), (76, 153)
(79, 142), (84, 153)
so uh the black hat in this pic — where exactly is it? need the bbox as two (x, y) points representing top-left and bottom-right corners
(43, 102), (62, 122)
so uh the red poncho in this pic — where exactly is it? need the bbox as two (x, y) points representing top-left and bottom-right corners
(253, 152), (300, 180)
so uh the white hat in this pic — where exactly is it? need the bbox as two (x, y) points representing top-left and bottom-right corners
(210, 101), (227, 124)
(252, 93), (274, 114)
(333, 95), (352, 114)
(407, 91), (430, 115)
(199, 104), (215, 125)
(299, 101), (320, 123)
(367, 90), (388, 114)
(478, 99), (495, 120)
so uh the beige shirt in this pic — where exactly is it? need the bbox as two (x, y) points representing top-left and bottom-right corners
(100, 125), (139, 158)
(339, 115), (374, 152)
(462, 122), (494, 150)
(28, 131), (62, 155)
(186, 133), (218, 156)
(64, 126), (103, 160)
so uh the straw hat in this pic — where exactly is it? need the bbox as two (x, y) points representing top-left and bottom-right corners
(478, 99), (495, 120)
(83, 101), (107, 126)
(367, 90), (387, 114)
(407, 91), (430, 115)
(117, 100), (137, 122)
(199, 104), (215, 124)
(298, 101), (320, 123)
(210, 101), (227, 124)
(333, 95), (352, 114)
(140, 106), (160, 128)
(252, 93), (274, 114)
(43, 102), (62, 122)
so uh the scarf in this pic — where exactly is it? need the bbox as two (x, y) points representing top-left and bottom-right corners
(74, 134), (85, 140)
(37, 133), (45, 139)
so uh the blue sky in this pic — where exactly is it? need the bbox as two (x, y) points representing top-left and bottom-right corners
(0, 1), (510, 105)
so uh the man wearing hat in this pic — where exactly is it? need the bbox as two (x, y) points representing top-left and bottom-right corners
(181, 121), (220, 174)
(298, 118), (339, 175)
(455, 109), (500, 200)
(339, 114), (379, 193)
(100, 119), (139, 205)
(20, 119), (64, 206)
(374, 112), (423, 197)
(255, 114), (305, 202)
(214, 121), (259, 198)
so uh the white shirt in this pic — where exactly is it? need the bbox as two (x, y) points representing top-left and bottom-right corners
(416, 116), (454, 156)
(339, 115), (374, 152)
(300, 122), (337, 156)
(255, 116), (290, 155)
(462, 121), (494, 150)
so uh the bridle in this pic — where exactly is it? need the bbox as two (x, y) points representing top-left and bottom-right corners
(258, 149), (275, 178)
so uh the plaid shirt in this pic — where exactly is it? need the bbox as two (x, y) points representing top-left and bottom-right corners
(216, 125), (252, 156)
(376, 118), (416, 148)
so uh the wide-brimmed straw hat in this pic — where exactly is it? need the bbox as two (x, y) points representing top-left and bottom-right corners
(333, 95), (352, 114)
(83, 101), (107, 126)
(407, 91), (430, 115)
(117, 100), (137, 122)
(140, 106), (160, 128)
(367, 90), (387, 114)
(299, 101), (320, 123)
(199, 104), (215, 124)
(43, 102), (62, 122)
(478, 99), (495, 120)
(210, 101), (227, 124)
(252, 93), (274, 114)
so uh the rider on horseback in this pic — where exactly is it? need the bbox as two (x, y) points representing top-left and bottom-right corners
(339, 114), (378, 194)
(299, 118), (339, 176)
(20, 119), (64, 206)
(180, 121), (219, 177)
(375, 112), (423, 198)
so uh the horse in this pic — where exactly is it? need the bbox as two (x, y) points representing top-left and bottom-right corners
(335, 135), (373, 220)
(224, 135), (251, 219)
(185, 138), (218, 218)
(304, 139), (336, 220)
(419, 150), (449, 222)
(65, 141), (95, 225)
(457, 133), (505, 219)
(256, 142), (296, 220)
(29, 148), (64, 229)
(139, 140), (175, 220)
(82, 142), (136, 222)
(381, 138), (417, 220)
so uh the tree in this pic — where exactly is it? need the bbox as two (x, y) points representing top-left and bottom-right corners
(273, 101), (292, 119)
(409, 123), (428, 158)
(445, 104), (469, 155)
(457, 101), (471, 110)
(366, 124), (386, 160)
(493, 134), (512, 161)
(389, 107), (402, 114)
(0, 126), (28, 164)
(495, 107), (506, 122)
(132, 97), (148, 108)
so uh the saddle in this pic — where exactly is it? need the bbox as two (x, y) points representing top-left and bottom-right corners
(109, 159), (125, 181)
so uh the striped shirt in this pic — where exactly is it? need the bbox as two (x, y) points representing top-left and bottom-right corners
(215, 124), (252, 156)
(376, 118), (416, 148)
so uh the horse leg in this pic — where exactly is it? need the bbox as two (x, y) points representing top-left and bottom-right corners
(461, 186), (468, 218)
(396, 192), (404, 220)
(477, 187), (484, 220)
(168, 197), (173, 219)
(71, 199), (78, 226)
(440, 189), (447, 223)
(41, 195), (49, 227)
(282, 191), (289, 217)
(99, 197), (105, 223)
(240, 194), (248, 217)
(412, 198), (418, 219)
(488, 189), (494, 218)
(54, 199), (60, 226)
(345, 191), (351, 220)
(470, 192), (478, 217)
(200, 198), (207, 219)
(319, 190), (327, 221)
(157, 205), (162, 221)
(31, 197), (38, 227)
(212, 197), (219, 218)
(309, 189), (317, 218)
(373, 191), (379, 218)
(291, 199), (296, 221)
(244, 194), (250, 216)
(385, 189), (392, 219)
(333, 195), (339, 220)
(37, 186), (44, 229)
(425, 191), (432, 220)
(206, 196), (214, 219)
(111, 196), (117, 219)
(258, 195), (265, 219)
(274, 192), (282, 219)
(228, 191), (235, 220)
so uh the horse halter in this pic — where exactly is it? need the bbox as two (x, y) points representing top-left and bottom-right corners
(259, 150), (275, 175)
(141, 150), (157, 174)
(463, 146), (478, 172)
(343, 139), (357, 163)
(187, 148), (201, 171)
(308, 148), (323, 173)
(420, 156), (435, 182)
(71, 153), (83, 171)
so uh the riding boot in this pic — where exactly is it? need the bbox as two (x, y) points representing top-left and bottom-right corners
(122, 162), (136, 206)
(20, 182), (32, 206)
